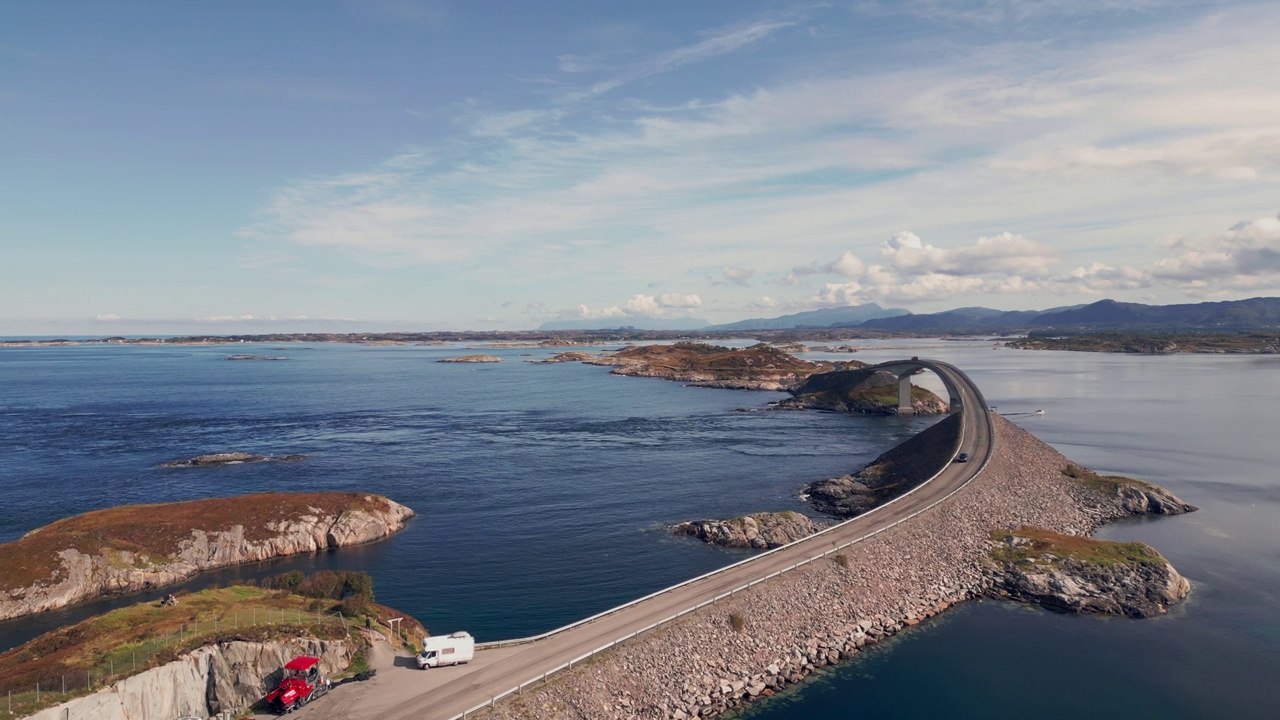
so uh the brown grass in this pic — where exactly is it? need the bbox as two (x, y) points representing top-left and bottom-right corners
(612, 342), (829, 378)
(990, 527), (1165, 568)
(0, 492), (398, 591)
(0, 584), (426, 717)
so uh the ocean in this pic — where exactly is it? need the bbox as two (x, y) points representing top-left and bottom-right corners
(1, 340), (1277, 718)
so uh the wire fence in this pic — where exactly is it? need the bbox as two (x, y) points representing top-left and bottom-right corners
(1, 606), (348, 719)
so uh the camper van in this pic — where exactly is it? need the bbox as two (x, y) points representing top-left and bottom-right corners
(417, 631), (475, 669)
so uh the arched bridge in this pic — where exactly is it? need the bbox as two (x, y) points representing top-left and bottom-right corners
(341, 359), (995, 720)
(860, 358), (990, 416)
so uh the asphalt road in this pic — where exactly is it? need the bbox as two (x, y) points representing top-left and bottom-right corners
(348, 359), (994, 720)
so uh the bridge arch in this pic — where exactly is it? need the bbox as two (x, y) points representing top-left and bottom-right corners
(861, 358), (988, 416)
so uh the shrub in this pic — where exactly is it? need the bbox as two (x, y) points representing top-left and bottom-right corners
(833, 553), (850, 569)
(728, 612), (746, 633)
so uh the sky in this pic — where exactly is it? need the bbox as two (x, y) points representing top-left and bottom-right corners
(3, 0), (1279, 334)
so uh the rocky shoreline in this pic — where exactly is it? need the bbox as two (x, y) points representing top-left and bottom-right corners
(160, 451), (306, 467)
(438, 354), (503, 363)
(673, 512), (829, 550)
(0, 493), (414, 621)
(482, 415), (1196, 720)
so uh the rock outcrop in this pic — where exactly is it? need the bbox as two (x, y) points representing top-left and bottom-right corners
(587, 342), (840, 391)
(529, 352), (595, 364)
(160, 452), (306, 468)
(985, 530), (1191, 617)
(25, 637), (353, 720)
(437, 354), (502, 363)
(773, 367), (948, 415)
(673, 512), (829, 550)
(0, 493), (414, 621)
(805, 414), (962, 517)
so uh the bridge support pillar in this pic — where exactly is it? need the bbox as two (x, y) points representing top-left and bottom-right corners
(897, 375), (914, 415)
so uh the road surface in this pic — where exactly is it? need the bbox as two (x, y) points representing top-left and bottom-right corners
(293, 359), (993, 720)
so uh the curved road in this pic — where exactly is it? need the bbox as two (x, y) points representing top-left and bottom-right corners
(346, 359), (994, 720)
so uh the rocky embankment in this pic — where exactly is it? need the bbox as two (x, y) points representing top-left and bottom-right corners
(482, 415), (1196, 720)
(25, 637), (354, 720)
(673, 512), (829, 550)
(160, 451), (306, 467)
(438, 354), (502, 363)
(0, 493), (414, 621)
(586, 342), (839, 391)
(772, 367), (948, 415)
(805, 414), (962, 517)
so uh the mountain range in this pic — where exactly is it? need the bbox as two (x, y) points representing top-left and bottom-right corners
(536, 297), (1280, 333)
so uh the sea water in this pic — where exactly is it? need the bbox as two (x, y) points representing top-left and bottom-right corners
(0, 341), (1277, 718)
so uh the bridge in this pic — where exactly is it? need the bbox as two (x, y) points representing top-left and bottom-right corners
(318, 359), (994, 720)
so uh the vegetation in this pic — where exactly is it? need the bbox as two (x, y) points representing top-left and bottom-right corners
(609, 341), (840, 380)
(989, 527), (1165, 569)
(0, 492), (400, 591)
(1008, 331), (1280, 354)
(1061, 464), (1159, 495)
(728, 612), (746, 633)
(0, 572), (425, 719)
(257, 569), (376, 617)
(832, 553), (850, 569)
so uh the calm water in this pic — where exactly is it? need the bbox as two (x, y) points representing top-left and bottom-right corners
(1, 341), (1277, 718)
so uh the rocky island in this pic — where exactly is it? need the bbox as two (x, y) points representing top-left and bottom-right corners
(774, 365), (949, 415)
(673, 511), (829, 550)
(438, 354), (502, 363)
(159, 451), (306, 467)
(587, 342), (829, 391)
(0, 492), (414, 621)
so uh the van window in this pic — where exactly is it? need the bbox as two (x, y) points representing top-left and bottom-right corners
(443, 648), (454, 655)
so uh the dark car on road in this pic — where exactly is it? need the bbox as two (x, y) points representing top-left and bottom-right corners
(954, 452), (970, 463)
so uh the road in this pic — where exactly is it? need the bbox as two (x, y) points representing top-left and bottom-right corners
(317, 359), (993, 720)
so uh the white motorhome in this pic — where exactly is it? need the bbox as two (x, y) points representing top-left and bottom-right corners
(417, 631), (475, 669)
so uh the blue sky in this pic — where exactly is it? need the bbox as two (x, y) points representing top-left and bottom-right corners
(3, 0), (1279, 333)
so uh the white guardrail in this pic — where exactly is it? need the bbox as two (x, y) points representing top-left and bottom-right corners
(449, 362), (995, 720)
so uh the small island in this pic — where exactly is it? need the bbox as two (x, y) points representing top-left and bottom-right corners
(437, 354), (503, 363)
(0, 492), (414, 621)
(674, 511), (828, 550)
(160, 452), (306, 467)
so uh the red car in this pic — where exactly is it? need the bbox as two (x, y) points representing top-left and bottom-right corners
(265, 656), (331, 714)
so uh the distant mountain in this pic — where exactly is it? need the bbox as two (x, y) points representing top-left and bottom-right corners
(707, 303), (909, 331)
(858, 297), (1280, 333)
(538, 317), (710, 331)
(857, 306), (1076, 331)
(1030, 297), (1280, 329)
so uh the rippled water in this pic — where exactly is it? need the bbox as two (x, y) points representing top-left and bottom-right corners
(0, 341), (935, 649)
(2, 341), (1276, 718)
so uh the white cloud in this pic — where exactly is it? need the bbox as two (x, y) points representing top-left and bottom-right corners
(571, 292), (706, 320)
(658, 292), (703, 308)
(239, 3), (1280, 317)
(721, 265), (755, 285)
(752, 295), (779, 308)
(881, 230), (1059, 277)
(1148, 214), (1280, 291)
(810, 282), (866, 307)
(94, 314), (122, 322)
(1064, 263), (1153, 293)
